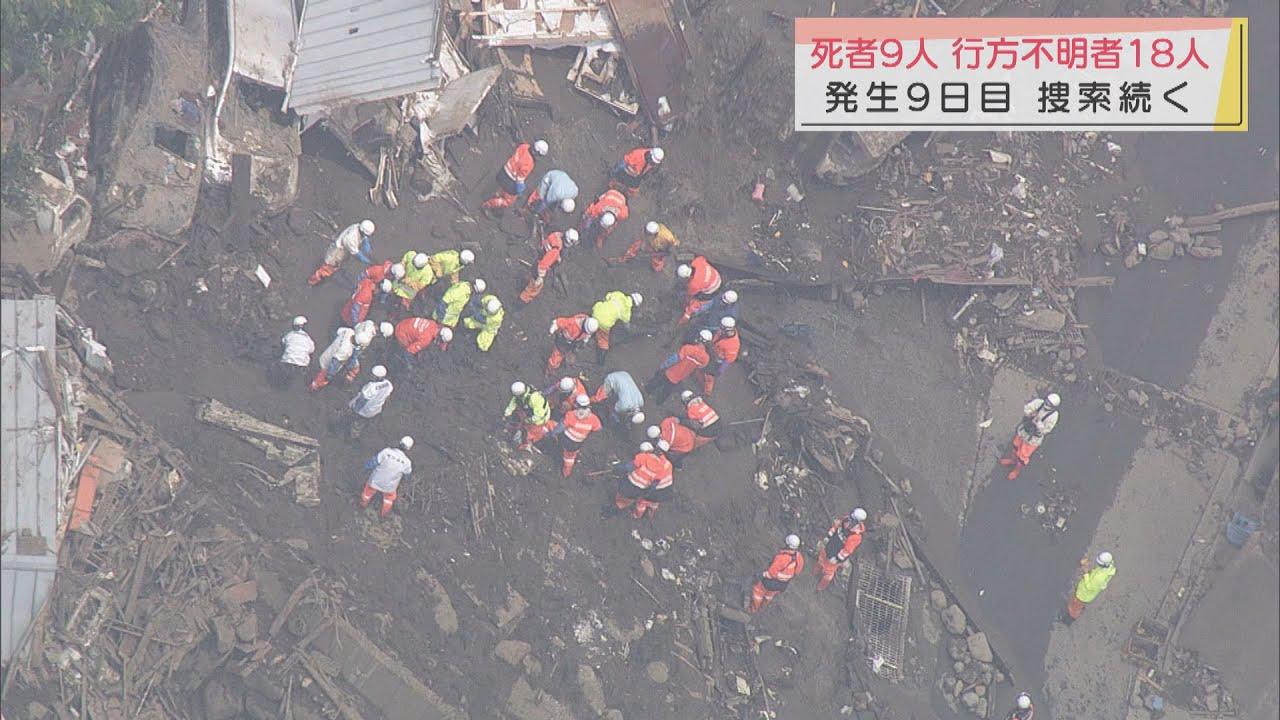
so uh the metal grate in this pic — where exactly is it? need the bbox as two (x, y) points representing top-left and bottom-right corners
(854, 562), (912, 680)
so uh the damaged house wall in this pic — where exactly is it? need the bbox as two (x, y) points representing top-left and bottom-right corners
(88, 15), (209, 237)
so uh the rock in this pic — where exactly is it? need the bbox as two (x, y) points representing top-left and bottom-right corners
(1148, 240), (1175, 261)
(847, 291), (868, 312)
(578, 664), (608, 715)
(604, 711), (624, 720)
(497, 589), (528, 630)
(1099, 241), (1118, 256)
(1147, 230), (1169, 242)
(961, 690), (980, 709)
(646, 661), (670, 684)
(975, 698), (988, 716)
(993, 670), (1005, 683)
(1170, 228), (1193, 247)
(1124, 246), (1143, 268)
(421, 574), (459, 636)
(1013, 308), (1066, 332)
(967, 632), (993, 663)
(953, 661), (965, 673)
(212, 615), (236, 654)
(948, 638), (969, 661)
(920, 603), (941, 645)
(931, 590), (948, 610)
(507, 677), (575, 720)
(1127, 388), (1149, 406)
(893, 546), (913, 569)
(129, 278), (159, 302)
(942, 604), (967, 635)
(202, 675), (246, 720)
(27, 701), (51, 719)
(975, 683), (986, 696)
(284, 538), (310, 550)
(495, 640), (532, 666)
(639, 555), (655, 578)
(220, 580), (258, 606)
(236, 612), (259, 642)
(1189, 236), (1223, 259)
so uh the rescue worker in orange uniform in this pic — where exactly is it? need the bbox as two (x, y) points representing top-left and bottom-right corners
(392, 316), (452, 369)
(580, 187), (629, 250)
(611, 441), (673, 519)
(658, 415), (699, 467)
(545, 376), (589, 416)
(702, 316), (741, 396)
(482, 139), (548, 212)
(680, 390), (721, 449)
(551, 394), (602, 478)
(610, 146), (664, 195)
(750, 534), (805, 613)
(677, 256), (723, 324)
(644, 330), (712, 404)
(545, 314), (599, 375)
(342, 278), (392, 326)
(999, 392), (1060, 481)
(814, 508), (867, 592)
(520, 228), (575, 304)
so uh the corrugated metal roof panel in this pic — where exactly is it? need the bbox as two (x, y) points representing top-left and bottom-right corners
(287, 0), (444, 116)
(1, 295), (62, 664)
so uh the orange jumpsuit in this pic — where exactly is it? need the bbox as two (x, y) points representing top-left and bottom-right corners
(581, 189), (629, 250)
(702, 329), (741, 396)
(546, 314), (594, 375)
(519, 231), (565, 303)
(614, 450), (673, 519)
(751, 548), (805, 613)
(394, 317), (448, 356)
(684, 396), (721, 449)
(558, 409), (602, 478)
(482, 143), (536, 210)
(646, 342), (710, 405)
(814, 518), (864, 592)
(679, 256), (723, 323)
(659, 416), (698, 465)
(611, 147), (660, 194)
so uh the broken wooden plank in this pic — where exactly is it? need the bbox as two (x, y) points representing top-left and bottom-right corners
(1185, 199), (1278, 226)
(197, 398), (319, 448)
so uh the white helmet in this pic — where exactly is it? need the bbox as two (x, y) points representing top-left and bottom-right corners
(485, 298), (502, 314)
(460, 249), (475, 265)
(510, 381), (527, 396)
(723, 290), (739, 304)
(680, 390), (694, 403)
(473, 278), (487, 294)
(784, 534), (800, 550)
(532, 139), (549, 156)
(677, 264), (692, 279)
(359, 220), (376, 235)
(575, 394), (591, 408)
(560, 198), (576, 213)
(1046, 392), (1061, 408)
(720, 316), (736, 329)
(371, 365), (387, 379)
(650, 147), (665, 164)
(439, 327), (453, 343)
(655, 439), (670, 452)
(630, 411), (646, 425)
(558, 377), (576, 393)
(600, 212), (616, 228)
(639, 442), (654, 452)
(645, 221), (659, 235)
(548, 321), (560, 336)
(380, 279), (393, 293)
(399, 435), (414, 450)
(292, 315), (308, 327)
(565, 228), (580, 245)
(851, 507), (867, 523)
(1096, 551), (1114, 567)
(629, 292), (643, 307)
(584, 317), (600, 333)
(413, 253), (429, 269)
(390, 263), (406, 279)
(1016, 694), (1032, 710)
(379, 322), (394, 338)
(698, 329), (714, 343)
(646, 425), (661, 439)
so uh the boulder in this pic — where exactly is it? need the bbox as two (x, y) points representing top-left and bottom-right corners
(578, 665), (608, 715)
(1148, 240), (1175, 261)
(495, 640), (532, 666)
(646, 661), (670, 684)
(961, 690), (980, 709)
(967, 632), (993, 663)
(930, 590), (948, 610)
(941, 604), (967, 635)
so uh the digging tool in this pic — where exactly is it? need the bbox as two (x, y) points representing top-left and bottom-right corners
(369, 149), (387, 204)
(947, 292), (980, 327)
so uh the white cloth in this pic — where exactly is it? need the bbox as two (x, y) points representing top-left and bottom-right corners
(1022, 398), (1059, 436)
(280, 330), (315, 367)
(352, 320), (377, 347)
(350, 379), (394, 418)
(368, 447), (412, 493)
(318, 327), (356, 368)
(602, 370), (643, 414)
(335, 224), (366, 254)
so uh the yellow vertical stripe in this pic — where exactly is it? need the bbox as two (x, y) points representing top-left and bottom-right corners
(1214, 18), (1248, 131)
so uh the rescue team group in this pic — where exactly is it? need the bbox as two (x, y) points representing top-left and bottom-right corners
(268, 140), (1106, 719)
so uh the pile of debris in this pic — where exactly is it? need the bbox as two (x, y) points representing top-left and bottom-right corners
(1155, 647), (1239, 716)
(1106, 200), (1278, 269)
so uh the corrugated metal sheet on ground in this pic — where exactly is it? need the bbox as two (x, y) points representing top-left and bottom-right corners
(287, 0), (444, 116)
(1, 295), (62, 663)
(232, 0), (296, 87)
